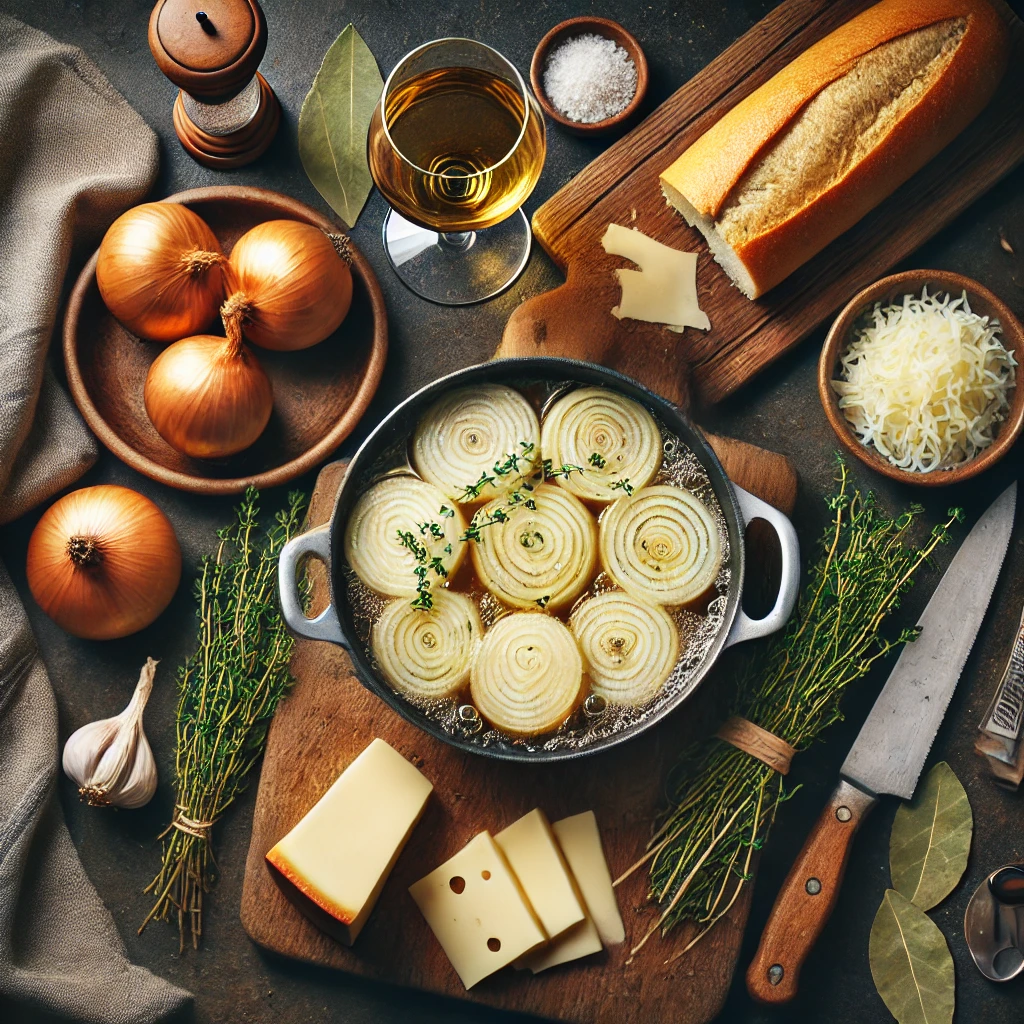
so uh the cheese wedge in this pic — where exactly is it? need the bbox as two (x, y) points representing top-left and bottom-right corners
(552, 811), (625, 947)
(601, 223), (711, 333)
(265, 738), (432, 945)
(495, 809), (585, 941)
(409, 831), (546, 989)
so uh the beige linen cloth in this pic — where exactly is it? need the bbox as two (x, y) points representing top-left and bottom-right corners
(0, 13), (191, 1022)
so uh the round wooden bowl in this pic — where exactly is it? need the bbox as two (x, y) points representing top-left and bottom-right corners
(818, 269), (1024, 487)
(530, 17), (648, 136)
(64, 186), (388, 495)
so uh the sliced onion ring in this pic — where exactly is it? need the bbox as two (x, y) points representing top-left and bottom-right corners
(541, 387), (662, 502)
(343, 475), (466, 597)
(570, 592), (680, 705)
(470, 483), (596, 611)
(372, 590), (481, 699)
(470, 613), (583, 737)
(412, 385), (540, 504)
(599, 484), (722, 606)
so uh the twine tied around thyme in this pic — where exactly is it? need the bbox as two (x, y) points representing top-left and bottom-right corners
(715, 716), (796, 775)
(170, 806), (216, 841)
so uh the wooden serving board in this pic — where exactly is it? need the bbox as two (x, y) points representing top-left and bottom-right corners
(497, 0), (1024, 408)
(241, 446), (796, 1024)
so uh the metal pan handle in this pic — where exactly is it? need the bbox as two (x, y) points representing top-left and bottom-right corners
(724, 485), (800, 649)
(278, 524), (349, 646)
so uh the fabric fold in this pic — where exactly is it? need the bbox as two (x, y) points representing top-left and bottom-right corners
(0, 12), (191, 1022)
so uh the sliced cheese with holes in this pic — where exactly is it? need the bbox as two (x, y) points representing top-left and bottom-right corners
(602, 223), (711, 333)
(409, 831), (546, 989)
(495, 808), (585, 941)
(266, 738), (431, 946)
(552, 811), (625, 947)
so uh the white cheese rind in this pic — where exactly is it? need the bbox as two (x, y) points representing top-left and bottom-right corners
(409, 831), (547, 989)
(552, 811), (625, 947)
(602, 223), (711, 333)
(265, 738), (432, 945)
(495, 808), (585, 941)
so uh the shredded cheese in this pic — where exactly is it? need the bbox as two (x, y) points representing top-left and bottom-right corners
(831, 287), (1017, 473)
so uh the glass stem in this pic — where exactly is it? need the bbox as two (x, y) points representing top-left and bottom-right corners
(439, 232), (476, 252)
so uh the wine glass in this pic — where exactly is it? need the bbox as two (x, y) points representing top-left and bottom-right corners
(368, 38), (546, 305)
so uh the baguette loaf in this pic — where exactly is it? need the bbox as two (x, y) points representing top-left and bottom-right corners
(660, 0), (1009, 299)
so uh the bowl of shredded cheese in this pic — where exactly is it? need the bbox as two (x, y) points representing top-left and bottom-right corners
(820, 270), (1023, 485)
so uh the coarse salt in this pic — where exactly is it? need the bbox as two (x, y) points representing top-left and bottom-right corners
(543, 33), (637, 124)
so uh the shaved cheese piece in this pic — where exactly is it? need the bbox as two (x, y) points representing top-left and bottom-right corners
(601, 223), (711, 333)
(832, 287), (1017, 474)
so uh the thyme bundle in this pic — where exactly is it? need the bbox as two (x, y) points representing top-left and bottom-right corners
(624, 460), (961, 959)
(141, 488), (306, 951)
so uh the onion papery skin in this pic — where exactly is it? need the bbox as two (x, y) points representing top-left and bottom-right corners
(470, 483), (597, 611)
(96, 203), (225, 343)
(26, 485), (182, 640)
(372, 590), (482, 699)
(411, 385), (541, 504)
(470, 613), (583, 737)
(223, 220), (352, 351)
(570, 592), (680, 705)
(344, 475), (466, 597)
(541, 387), (662, 502)
(599, 484), (723, 606)
(144, 333), (274, 458)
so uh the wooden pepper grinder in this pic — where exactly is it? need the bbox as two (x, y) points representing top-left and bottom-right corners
(148, 0), (280, 168)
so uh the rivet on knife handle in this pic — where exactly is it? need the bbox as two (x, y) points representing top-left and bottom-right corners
(746, 780), (876, 1004)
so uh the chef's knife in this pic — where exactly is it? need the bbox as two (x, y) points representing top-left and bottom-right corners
(746, 482), (1017, 1004)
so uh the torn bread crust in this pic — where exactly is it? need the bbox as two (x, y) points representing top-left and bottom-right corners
(660, 0), (1009, 299)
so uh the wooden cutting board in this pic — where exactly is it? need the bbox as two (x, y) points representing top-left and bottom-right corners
(241, 441), (796, 1024)
(497, 0), (1024, 408)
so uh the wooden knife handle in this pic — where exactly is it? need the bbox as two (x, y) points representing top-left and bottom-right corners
(746, 780), (877, 1004)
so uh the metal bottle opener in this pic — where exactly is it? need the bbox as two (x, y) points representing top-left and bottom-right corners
(965, 864), (1024, 982)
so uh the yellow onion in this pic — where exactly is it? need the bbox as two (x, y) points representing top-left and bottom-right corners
(96, 203), (225, 342)
(26, 486), (181, 640)
(541, 387), (662, 502)
(599, 484), (723, 606)
(343, 475), (466, 597)
(222, 220), (352, 351)
(372, 590), (482, 699)
(570, 592), (680, 705)
(411, 385), (540, 504)
(144, 314), (273, 459)
(470, 483), (597, 611)
(470, 612), (583, 737)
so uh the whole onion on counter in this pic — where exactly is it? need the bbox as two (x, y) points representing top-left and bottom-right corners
(96, 203), (225, 342)
(144, 314), (273, 459)
(222, 219), (353, 351)
(26, 486), (181, 640)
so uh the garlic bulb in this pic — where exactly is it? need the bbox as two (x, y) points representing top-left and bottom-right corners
(62, 658), (159, 809)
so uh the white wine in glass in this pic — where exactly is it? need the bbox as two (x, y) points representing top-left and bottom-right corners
(368, 39), (546, 305)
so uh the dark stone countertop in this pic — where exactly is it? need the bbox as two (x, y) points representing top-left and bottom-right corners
(1, 1), (1023, 1022)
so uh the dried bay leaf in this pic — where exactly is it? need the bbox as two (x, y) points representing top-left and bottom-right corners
(891, 761), (972, 911)
(299, 24), (383, 228)
(870, 890), (954, 1024)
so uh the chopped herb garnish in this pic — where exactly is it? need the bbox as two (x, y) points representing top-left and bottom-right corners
(589, 452), (607, 469)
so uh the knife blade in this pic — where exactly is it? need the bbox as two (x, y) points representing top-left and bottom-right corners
(747, 482), (1016, 1005)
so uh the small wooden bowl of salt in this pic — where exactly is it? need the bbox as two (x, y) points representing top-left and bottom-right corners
(531, 17), (648, 135)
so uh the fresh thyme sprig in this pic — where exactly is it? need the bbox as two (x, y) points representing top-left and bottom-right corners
(620, 459), (962, 961)
(140, 488), (307, 952)
(405, 446), (633, 609)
